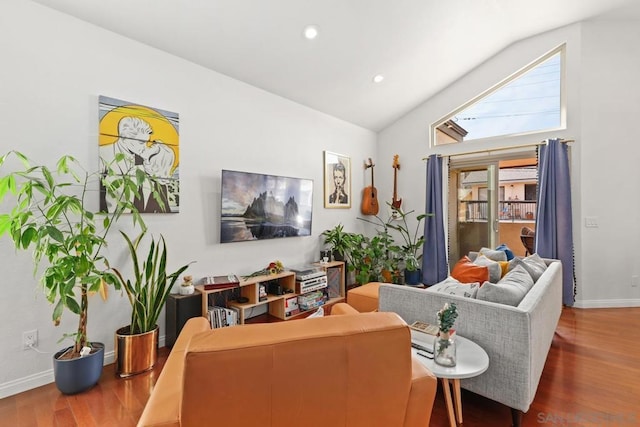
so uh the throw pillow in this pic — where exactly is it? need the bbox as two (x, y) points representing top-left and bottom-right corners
(508, 253), (548, 282)
(495, 243), (515, 261)
(498, 261), (509, 278)
(451, 256), (489, 284)
(476, 264), (534, 306)
(478, 247), (508, 262)
(473, 255), (502, 283)
(426, 276), (480, 298)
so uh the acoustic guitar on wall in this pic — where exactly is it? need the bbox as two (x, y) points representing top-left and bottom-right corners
(391, 154), (402, 211)
(361, 158), (379, 215)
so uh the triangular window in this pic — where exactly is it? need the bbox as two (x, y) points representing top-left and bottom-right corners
(432, 45), (565, 146)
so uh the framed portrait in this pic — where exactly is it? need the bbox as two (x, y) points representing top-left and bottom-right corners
(324, 151), (351, 209)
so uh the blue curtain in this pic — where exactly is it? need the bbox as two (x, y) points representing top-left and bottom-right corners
(422, 155), (448, 285)
(536, 139), (575, 305)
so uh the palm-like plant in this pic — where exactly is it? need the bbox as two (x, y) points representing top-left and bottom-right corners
(0, 151), (149, 357)
(112, 231), (192, 334)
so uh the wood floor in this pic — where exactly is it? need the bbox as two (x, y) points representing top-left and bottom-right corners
(1, 306), (639, 426)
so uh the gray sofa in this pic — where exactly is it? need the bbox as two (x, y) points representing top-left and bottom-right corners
(379, 259), (562, 421)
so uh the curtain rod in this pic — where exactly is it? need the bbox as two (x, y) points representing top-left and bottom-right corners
(423, 138), (575, 160)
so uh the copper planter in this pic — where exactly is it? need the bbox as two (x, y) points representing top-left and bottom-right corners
(115, 325), (159, 377)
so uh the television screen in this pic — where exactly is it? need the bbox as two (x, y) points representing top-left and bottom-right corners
(220, 170), (313, 243)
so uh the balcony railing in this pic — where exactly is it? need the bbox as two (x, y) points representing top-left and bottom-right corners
(461, 200), (536, 222)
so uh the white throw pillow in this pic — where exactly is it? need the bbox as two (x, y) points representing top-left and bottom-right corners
(476, 265), (534, 306)
(508, 253), (548, 282)
(426, 276), (480, 298)
(479, 247), (508, 262)
(473, 255), (502, 283)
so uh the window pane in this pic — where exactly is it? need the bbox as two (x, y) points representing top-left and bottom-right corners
(434, 48), (563, 145)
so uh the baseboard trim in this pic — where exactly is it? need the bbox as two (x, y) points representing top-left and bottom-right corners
(0, 335), (165, 399)
(574, 298), (640, 308)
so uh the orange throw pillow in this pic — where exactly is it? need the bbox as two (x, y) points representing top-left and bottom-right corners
(451, 256), (489, 284)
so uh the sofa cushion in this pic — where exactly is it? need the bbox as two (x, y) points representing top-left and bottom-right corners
(509, 253), (548, 282)
(473, 255), (502, 283)
(476, 264), (534, 306)
(451, 256), (489, 284)
(479, 247), (508, 262)
(426, 277), (480, 298)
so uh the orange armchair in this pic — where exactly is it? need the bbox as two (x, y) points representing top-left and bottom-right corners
(138, 305), (436, 427)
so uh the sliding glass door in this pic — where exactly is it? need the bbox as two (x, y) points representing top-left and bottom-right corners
(447, 152), (538, 262)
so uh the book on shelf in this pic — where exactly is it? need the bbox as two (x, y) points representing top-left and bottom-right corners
(207, 305), (239, 328)
(202, 274), (240, 290)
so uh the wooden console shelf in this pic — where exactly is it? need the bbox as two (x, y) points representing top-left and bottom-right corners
(195, 261), (345, 325)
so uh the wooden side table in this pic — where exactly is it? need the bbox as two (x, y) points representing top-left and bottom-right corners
(412, 335), (489, 427)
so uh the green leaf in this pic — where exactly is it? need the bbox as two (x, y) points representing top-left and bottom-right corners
(21, 227), (37, 249)
(66, 296), (81, 315)
(52, 300), (64, 325)
(47, 226), (64, 243)
(0, 214), (11, 237)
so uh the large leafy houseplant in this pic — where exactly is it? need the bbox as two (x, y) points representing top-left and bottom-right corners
(386, 207), (426, 272)
(112, 230), (192, 335)
(0, 151), (150, 358)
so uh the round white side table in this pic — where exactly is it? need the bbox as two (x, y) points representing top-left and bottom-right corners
(412, 335), (489, 427)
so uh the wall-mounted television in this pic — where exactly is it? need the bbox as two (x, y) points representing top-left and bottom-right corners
(220, 170), (313, 243)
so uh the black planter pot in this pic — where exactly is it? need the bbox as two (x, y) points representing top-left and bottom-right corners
(53, 342), (104, 395)
(404, 269), (422, 286)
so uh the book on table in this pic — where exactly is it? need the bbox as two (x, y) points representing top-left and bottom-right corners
(409, 321), (455, 350)
(202, 274), (240, 290)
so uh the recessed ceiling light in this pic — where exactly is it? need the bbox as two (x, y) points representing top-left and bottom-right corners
(372, 74), (385, 83)
(303, 25), (319, 40)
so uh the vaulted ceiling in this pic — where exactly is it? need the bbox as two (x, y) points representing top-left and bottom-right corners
(32, 0), (640, 131)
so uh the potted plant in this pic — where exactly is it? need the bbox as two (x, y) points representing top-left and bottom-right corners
(435, 302), (458, 366)
(356, 212), (403, 284)
(321, 223), (350, 261)
(111, 230), (192, 377)
(0, 151), (151, 394)
(386, 207), (426, 285)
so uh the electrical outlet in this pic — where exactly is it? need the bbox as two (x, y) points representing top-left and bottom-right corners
(632, 275), (639, 288)
(23, 329), (38, 350)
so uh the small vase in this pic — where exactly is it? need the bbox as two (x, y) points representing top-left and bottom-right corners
(434, 331), (457, 367)
(179, 284), (194, 295)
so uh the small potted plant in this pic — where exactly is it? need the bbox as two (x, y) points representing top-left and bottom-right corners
(435, 302), (458, 366)
(321, 224), (350, 261)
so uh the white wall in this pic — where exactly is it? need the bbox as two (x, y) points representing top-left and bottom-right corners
(377, 19), (640, 309)
(0, 0), (375, 397)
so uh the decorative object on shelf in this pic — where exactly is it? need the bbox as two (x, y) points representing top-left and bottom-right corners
(434, 302), (458, 367)
(320, 249), (331, 263)
(324, 151), (351, 209)
(243, 260), (284, 279)
(179, 275), (195, 295)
